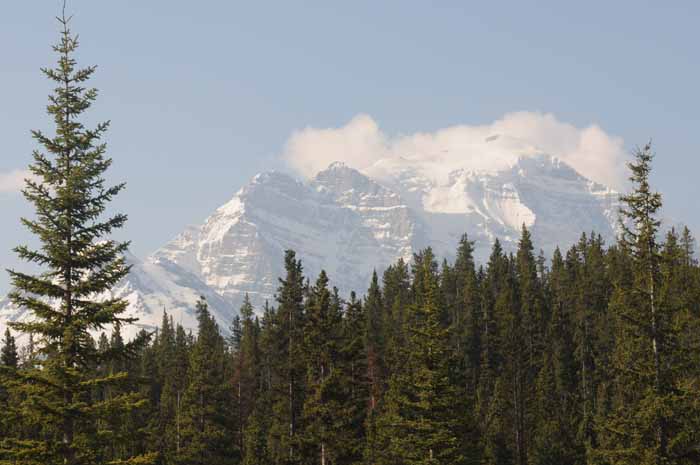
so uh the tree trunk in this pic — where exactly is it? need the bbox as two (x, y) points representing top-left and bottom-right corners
(289, 307), (295, 461)
(648, 238), (666, 461)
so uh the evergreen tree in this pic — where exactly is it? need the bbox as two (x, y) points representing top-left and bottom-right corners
(339, 291), (369, 465)
(269, 250), (306, 464)
(452, 234), (482, 406)
(2, 10), (153, 465)
(154, 311), (185, 463)
(531, 251), (581, 464)
(679, 226), (700, 318)
(381, 260), (410, 375)
(1, 329), (19, 368)
(362, 270), (385, 464)
(0, 329), (20, 448)
(364, 270), (385, 408)
(176, 297), (236, 465)
(235, 294), (260, 457)
(300, 271), (342, 464)
(376, 248), (469, 465)
(596, 143), (700, 464)
(493, 255), (525, 465)
(475, 240), (510, 464)
(243, 302), (275, 465)
(569, 233), (613, 462)
(512, 225), (546, 465)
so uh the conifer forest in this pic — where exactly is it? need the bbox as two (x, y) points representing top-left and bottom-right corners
(2, 8), (700, 465)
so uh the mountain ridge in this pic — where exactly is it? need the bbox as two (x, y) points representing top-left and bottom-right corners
(1, 154), (619, 339)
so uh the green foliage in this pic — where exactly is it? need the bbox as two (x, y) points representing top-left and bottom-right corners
(4, 33), (699, 465)
(1, 329), (19, 368)
(175, 298), (235, 465)
(595, 144), (700, 464)
(268, 250), (307, 464)
(375, 248), (471, 465)
(1, 11), (152, 465)
(5, 206), (699, 465)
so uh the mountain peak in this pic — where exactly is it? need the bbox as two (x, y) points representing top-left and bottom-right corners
(312, 162), (403, 209)
(326, 161), (350, 170)
(314, 161), (367, 182)
(2, 150), (620, 339)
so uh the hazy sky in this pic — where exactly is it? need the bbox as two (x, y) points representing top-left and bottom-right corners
(1, 1), (699, 293)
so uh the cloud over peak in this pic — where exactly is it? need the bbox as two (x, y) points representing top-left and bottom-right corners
(283, 112), (628, 189)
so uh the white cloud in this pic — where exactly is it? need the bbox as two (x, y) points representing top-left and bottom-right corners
(283, 112), (629, 189)
(0, 169), (31, 194)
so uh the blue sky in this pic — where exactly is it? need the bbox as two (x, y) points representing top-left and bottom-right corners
(1, 1), (699, 292)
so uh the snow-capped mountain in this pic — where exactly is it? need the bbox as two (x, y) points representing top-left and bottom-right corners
(155, 153), (617, 313)
(369, 153), (618, 261)
(155, 164), (422, 310)
(0, 150), (619, 340)
(0, 252), (236, 345)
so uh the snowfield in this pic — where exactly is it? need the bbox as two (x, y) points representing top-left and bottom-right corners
(1, 150), (618, 339)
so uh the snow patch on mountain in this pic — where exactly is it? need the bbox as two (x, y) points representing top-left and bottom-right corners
(153, 154), (617, 313)
(1, 151), (620, 340)
(0, 251), (236, 346)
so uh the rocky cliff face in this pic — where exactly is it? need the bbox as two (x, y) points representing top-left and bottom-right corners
(155, 164), (423, 310)
(155, 155), (617, 314)
(1, 153), (619, 337)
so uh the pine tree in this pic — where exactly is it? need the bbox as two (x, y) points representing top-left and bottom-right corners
(243, 302), (276, 465)
(167, 322), (191, 461)
(376, 248), (468, 465)
(0, 328), (20, 448)
(363, 270), (385, 464)
(568, 233), (613, 463)
(365, 270), (385, 406)
(177, 297), (236, 465)
(269, 250), (306, 464)
(339, 291), (369, 465)
(1, 329), (19, 368)
(679, 226), (700, 318)
(381, 260), (410, 374)
(512, 225), (545, 465)
(231, 294), (260, 457)
(300, 271), (343, 464)
(596, 143), (700, 464)
(476, 240), (511, 464)
(530, 352), (570, 465)
(452, 234), (482, 407)
(494, 255), (526, 465)
(531, 251), (582, 464)
(2, 10), (154, 465)
(154, 310), (188, 464)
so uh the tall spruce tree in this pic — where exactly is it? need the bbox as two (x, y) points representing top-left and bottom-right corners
(243, 302), (276, 465)
(512, 225), (546, 465)
(1, 329), (19, 368)
(381, 259), (411, 372)
(596, 143), (700, 464)
(2, 9), (153, 465)
(232, 294), (260, 458)
(269, 250), (306, 464)
(300, 271), (343, 465)
(339, 291), (369, 465)
(365, 270), (385, 406)
(177, 297), (236, 465)
(363, 270), (385, 464)
(531, 249), (582, 465)
(0, 328), (19, 460)
(375, 248), (469, 465)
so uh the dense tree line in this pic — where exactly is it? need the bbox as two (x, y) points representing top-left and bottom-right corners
(2, 8), (700, 465)
(4, 145), (700, 464)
